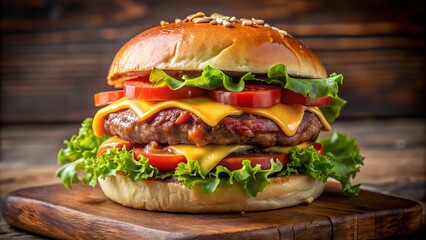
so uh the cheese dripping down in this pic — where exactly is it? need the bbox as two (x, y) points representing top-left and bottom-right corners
(92, 97), (331, 138)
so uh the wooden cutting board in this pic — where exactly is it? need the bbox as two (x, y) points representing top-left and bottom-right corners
(1, 182), (422, 239)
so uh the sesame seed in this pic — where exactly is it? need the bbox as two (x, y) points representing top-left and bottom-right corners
(271, 26), (280, 32)
(210, 13), (223, 18)
(193, 17), (210, 23)
(187, 12), (205, 21)
(160, 20), (169, 26)
(179, 13), (291, 36)
(222, 20), (231, 27)
(242, 20), (253, 26)
(279, 29), (288, 35)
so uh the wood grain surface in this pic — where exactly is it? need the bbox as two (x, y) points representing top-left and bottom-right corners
(1, 0), (425, 123)
(1, 182), (422, 240)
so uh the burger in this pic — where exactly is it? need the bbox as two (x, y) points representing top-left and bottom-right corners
(57, 12), (363, 212)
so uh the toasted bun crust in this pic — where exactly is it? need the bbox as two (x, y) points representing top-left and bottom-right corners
(98, 174), (325, 213)
(107, 22), (327, 87)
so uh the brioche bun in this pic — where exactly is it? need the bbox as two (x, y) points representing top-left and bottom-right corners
(98, 174), (325, 213)
(107, 22), (327, 87)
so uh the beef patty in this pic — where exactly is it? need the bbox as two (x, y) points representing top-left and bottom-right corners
(103, 108), (323, 147)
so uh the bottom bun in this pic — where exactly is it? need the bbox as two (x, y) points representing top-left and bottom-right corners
(99, 174), (325, 213)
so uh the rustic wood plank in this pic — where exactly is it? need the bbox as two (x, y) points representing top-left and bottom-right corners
(288, 183), (423, 239)
(1, 182), (422, 239)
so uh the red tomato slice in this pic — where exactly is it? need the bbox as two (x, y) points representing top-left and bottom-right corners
(217, 143), (325, 171)
(124, 80), (206, 101)
(97, 136), (138, 156)
(217, 153), (289, 171)
(94, 90), (124, 107)
(133, 148), (187, 171)
(281, 89), (332, 106)
(312, 142), (325, 155)
(208, 85), (281, 108)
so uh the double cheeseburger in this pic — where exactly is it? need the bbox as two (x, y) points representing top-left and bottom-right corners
(57, 12), (363, 212)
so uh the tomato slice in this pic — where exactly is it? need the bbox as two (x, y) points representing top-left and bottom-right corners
(94, 90), (124, 107)
(97, 136), (138, 156)
(281, 89), (332, 106)
(216, 143), (325, 171)
(217, 153), (289, 171)
(208, 85), (281, 108)
(133, 148), (187, 171)
(312, 142), (325, 155)
(124, 80), (206, 101)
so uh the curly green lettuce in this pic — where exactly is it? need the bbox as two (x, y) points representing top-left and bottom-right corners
(174, 159), (283, 197)
(150, 64), (345, 122)
(150, 65), (244, 91)
(277, 132), (364, 196)
(319, 96), (347, 123)
(319, 132), (364, 196)
(57, 119), (363, 197)
(57, 118), (108, 165)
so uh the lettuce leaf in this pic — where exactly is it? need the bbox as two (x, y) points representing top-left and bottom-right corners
(266, 64), (344, 100)
(56, 159), (85, 189)
(150, 66), (244, 91)
(57, 118), (109, 188)
(149, 64), (343, 100)
(277, 132), (364, 196)
(174, 159), (283, 197)
(319, 96), (347, 123)
(278, 146), (334, 182)
(319, 132), (364, 196)
(149, 64), (345, 122)
(56, 118), (169, 188)
(57, 146), (171, 189)
(58, 118), (108, 165)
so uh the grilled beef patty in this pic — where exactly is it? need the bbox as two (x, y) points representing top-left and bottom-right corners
(103, 108), (322, 147)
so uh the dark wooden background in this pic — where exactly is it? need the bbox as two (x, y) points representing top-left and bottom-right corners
(1, 0), (425, 123)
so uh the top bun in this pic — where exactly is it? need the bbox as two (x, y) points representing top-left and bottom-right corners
(107, 13), (327, 87)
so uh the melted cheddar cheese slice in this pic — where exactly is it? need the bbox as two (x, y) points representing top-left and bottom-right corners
(170, 142), (312, 175)
(170, 145), (254, 175)
(92, 97), (331, 138)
